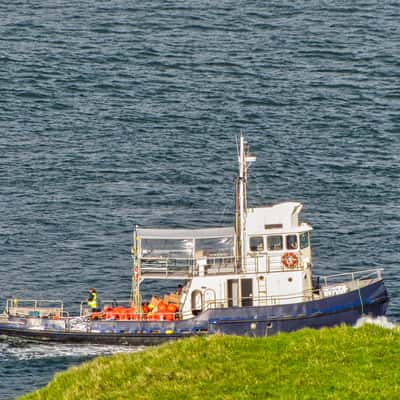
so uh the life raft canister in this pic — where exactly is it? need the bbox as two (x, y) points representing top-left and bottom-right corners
(281, 252), (298, 269)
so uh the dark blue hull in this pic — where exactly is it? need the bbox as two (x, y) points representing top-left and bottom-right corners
(0, 279), (388, 345)
(206, 279), (388, 336)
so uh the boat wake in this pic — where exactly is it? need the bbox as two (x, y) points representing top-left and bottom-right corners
(0, 335), (143, 361)
(354, 316), (398, 330)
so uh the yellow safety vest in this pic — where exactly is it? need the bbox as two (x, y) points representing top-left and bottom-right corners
(88, 292), (97, 309)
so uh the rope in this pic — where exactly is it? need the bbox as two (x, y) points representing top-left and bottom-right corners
(218, 178), (236, 225)
(254, 177), (264, 200)
(357, 280), (364, 314)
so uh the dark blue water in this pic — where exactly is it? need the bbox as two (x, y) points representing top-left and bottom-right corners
(1, 1), (399, 398)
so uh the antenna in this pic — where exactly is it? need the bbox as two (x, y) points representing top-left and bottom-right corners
(235, 133), (256, 271)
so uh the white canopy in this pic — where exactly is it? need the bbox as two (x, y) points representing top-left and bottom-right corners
(136, 227), (235, 240)
(137, 227), (235, 259)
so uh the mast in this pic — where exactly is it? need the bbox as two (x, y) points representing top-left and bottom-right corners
(130, 225), (141, 312)
(235, 134), (256, 271)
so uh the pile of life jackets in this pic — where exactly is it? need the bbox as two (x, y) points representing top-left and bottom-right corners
(143, 301), (178, 321)
(90, 301), (179, 321)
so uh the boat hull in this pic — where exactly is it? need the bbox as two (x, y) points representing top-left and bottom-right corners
(207, 278), (389, 336)
(0, 279), (388, 345)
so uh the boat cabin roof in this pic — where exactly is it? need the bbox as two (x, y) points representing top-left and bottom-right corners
(247, 202), (312, 235)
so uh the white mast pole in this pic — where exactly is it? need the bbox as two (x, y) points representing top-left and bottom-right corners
(237, 134), (256, 271)
(239, 135), (246, 270)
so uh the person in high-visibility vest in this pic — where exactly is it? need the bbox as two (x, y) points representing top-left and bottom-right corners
(87, 288), (97, 311)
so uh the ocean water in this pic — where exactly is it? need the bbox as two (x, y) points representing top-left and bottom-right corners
(0, 1), (399, 398)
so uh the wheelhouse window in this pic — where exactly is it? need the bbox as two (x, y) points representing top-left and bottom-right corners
(141, 238), (193, 258)
(300, 232), (310, 249)
(249, 236), (264, 252)
(286, 235), (298, 250)
(267, 236), (283, 251)
(196, 237), (234, 257)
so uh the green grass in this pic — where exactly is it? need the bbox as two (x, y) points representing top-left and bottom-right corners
(20, 325), (400, 400)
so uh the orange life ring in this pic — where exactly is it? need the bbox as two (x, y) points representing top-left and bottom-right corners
(281, 252), (298, 269)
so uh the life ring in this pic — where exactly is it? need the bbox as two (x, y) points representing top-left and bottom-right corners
(281, 252), (298, 269)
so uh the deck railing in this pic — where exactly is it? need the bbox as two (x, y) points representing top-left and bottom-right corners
(5, 269), (383, 322)
(317, 268), (383, 287)
(202, 292), (315, 310)
(140, 255), (237, 278)
(5, 299), (64, 318)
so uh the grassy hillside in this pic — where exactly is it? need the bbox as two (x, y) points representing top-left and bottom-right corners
(21, 325), (400, 400)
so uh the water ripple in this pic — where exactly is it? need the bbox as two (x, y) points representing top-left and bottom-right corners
(0, 1), (399, 398)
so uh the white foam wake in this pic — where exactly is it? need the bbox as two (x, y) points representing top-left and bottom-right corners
(354, 316), (398, 329)
(0, 336), (143, 361)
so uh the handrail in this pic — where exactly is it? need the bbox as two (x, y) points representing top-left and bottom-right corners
(6, 298), (64, 317)
(318, 268), (383, 280)
(140, 255), (237, 277)
(318, 268), (383, 287)
(202, 291), (316, 311)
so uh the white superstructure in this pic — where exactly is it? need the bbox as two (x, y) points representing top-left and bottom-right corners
(133, 135), (316, 317)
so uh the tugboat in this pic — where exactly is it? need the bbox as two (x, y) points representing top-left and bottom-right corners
(0, 136), (389, 345)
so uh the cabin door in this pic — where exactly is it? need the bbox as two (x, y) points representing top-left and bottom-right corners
(191, 290), (203, 315)
(241, 279), (253, 307)
(228, 279), (253, 307)
(227, 280), (240, 307)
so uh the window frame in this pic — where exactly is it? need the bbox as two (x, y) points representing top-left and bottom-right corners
(300, 232), (310, 249)
(249, 236), (265, 252)
(267, 235), (283, 251)
(286, 234), (298, 250)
